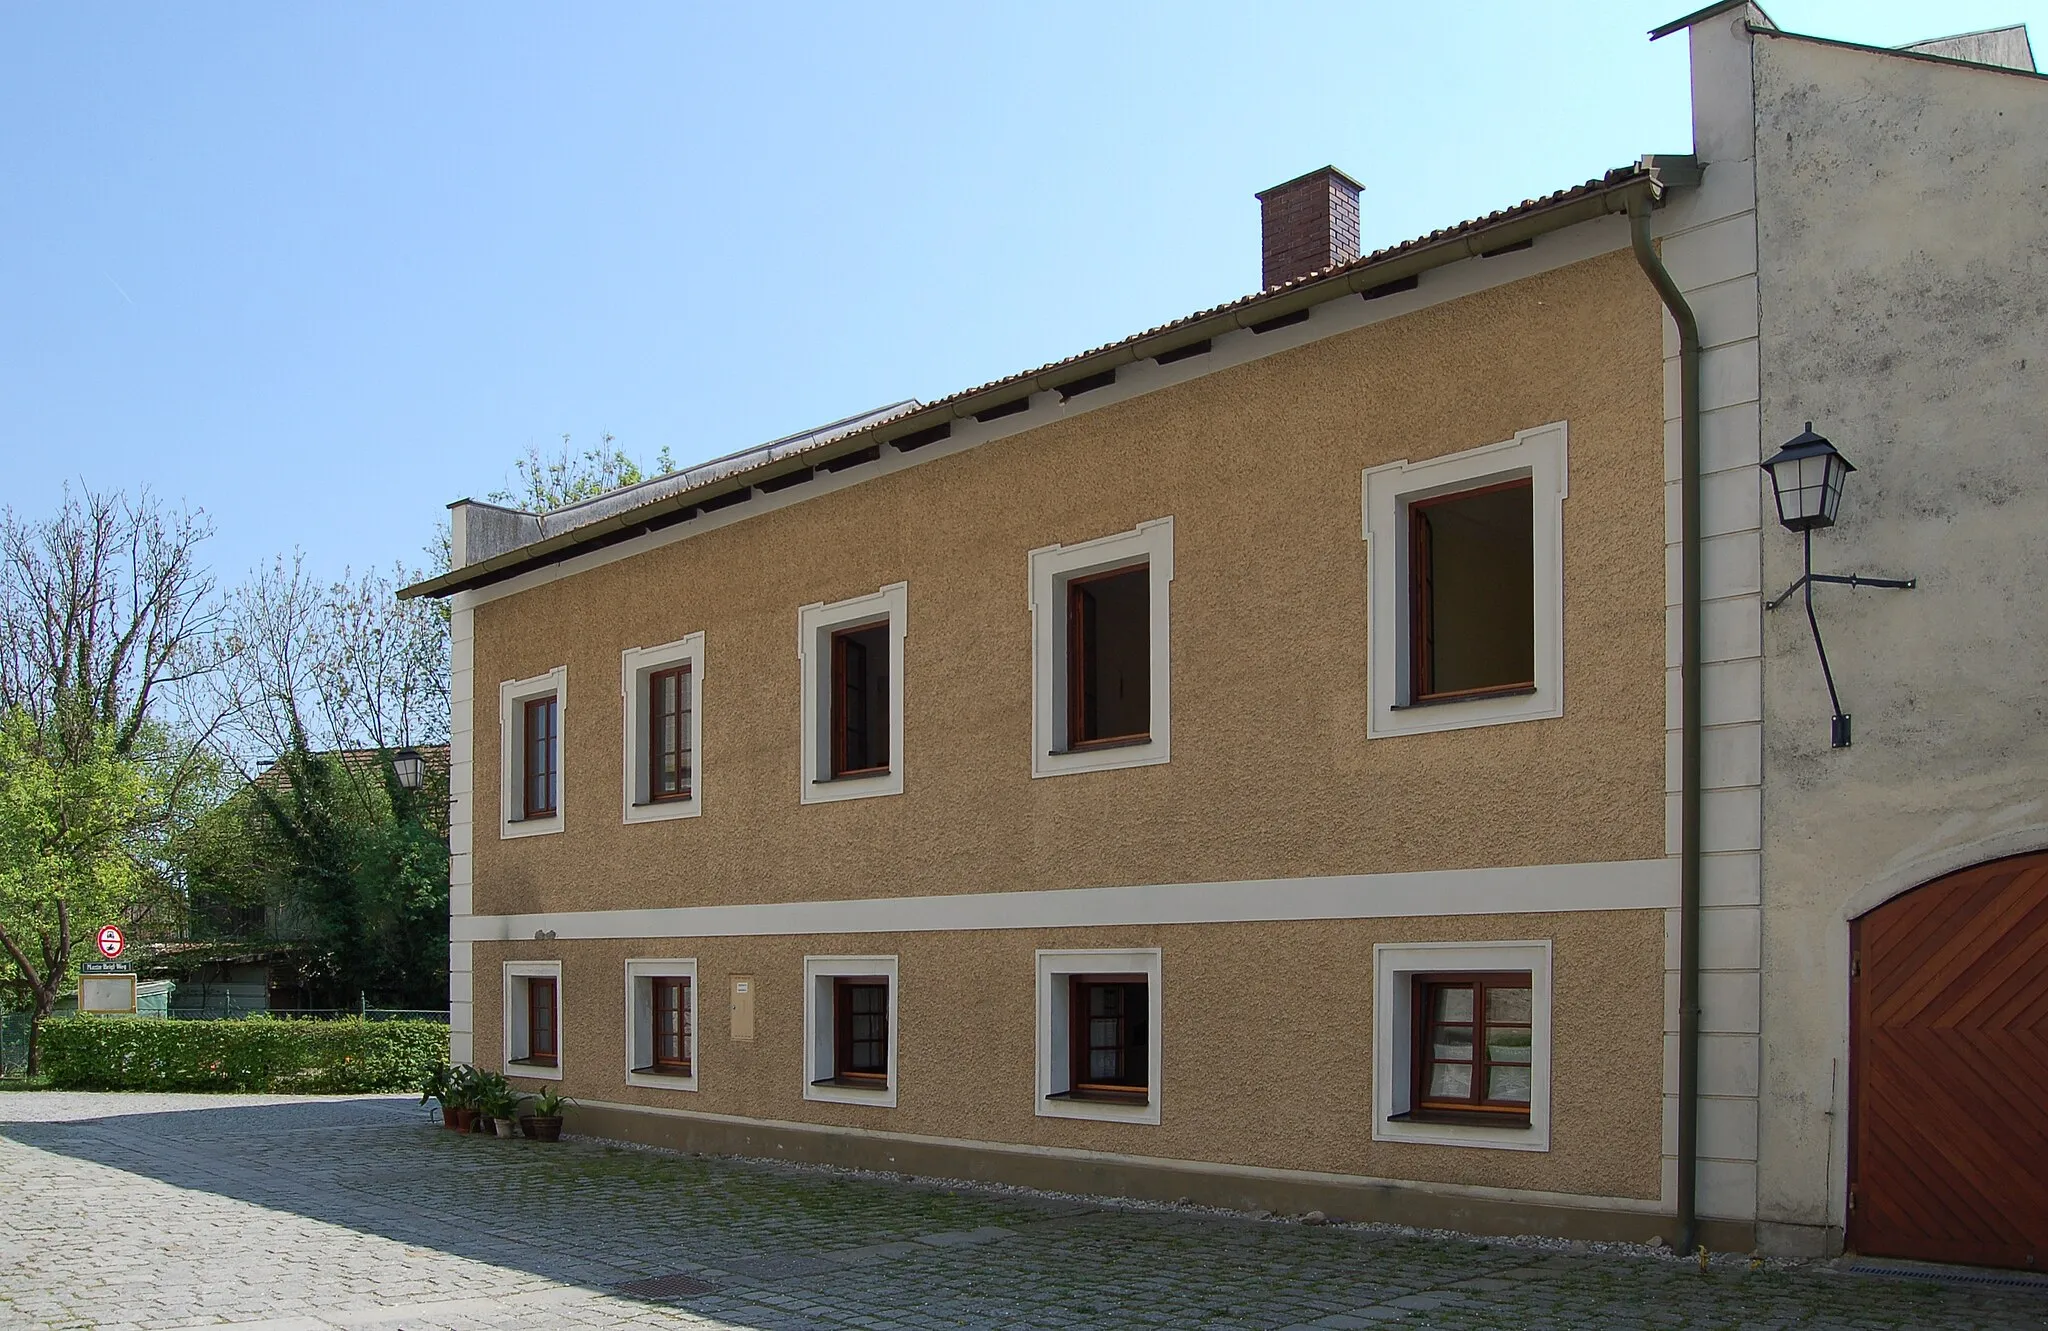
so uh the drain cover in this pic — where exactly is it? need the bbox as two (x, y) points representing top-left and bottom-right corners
(614, 1273), (719, 1300)
(1846, 1261), (2048, 1294)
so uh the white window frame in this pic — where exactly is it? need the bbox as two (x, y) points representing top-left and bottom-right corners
(1372, 940), (1551, 1151)
(503, 960), (564, 1081)
(499, 666), (567, 837)
(1360, 422), (1567, 738)
(625, 957), (699, 1091)
(802, 954), (899, 1108)
(621, 634), (705, 824)
(1035, 947), (1163, 1126)
(797, 584), (907, 804)
(1028, 517), (1174, 778)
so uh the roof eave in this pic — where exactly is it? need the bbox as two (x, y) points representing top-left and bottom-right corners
(400, 170), (1659, 603)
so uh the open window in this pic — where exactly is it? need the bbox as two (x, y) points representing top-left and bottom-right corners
(503, 961), (564, 1080)
(499, 667), (567, 837)
(1030, 519), (1174, 777)
(1362, 422), (1566, 738)
(626, 958), (698, 1089)
(622, 635), (704, 823)
(798, 586), (906, 803)
(1037, 948), (1161, 1124)
(1407, 481), (1535, 703)
(1373, 941), (1549, 1150)
(803, 955), (898, 1106)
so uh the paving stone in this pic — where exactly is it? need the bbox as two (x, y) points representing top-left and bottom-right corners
(3, 1091), (2044, 1329)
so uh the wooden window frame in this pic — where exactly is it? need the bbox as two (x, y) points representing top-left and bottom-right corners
(1064, 973), (1149, 1103)
(522, 694), (558, 820)
(822, 976), (889, 1086)
(650, 976), (691, 1073)
(646, 664), (693, 803)
(1407, 971), (1532, 1125)
(524, 976), (559, 1067)
(828, 624), (890, 780)
(1406, 478), (1536, 705)
(1064, 565), (1151, 751)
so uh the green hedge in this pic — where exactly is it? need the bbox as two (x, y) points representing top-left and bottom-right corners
(39, 1016), (448, 1093)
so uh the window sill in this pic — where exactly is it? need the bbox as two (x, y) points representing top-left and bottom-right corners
(1390, 684), (1537, 711)
(812, 770), (892, 785)
(1048, 735), (1152, 756)
(632, 1065), (693, 1079)
(508, 1056), (558, 1069)
(1389, 1108), (1531, 1129)
(511, 811), (558, 822)
(1045, 1088), (1150, 1107)
(633, 796), (694, 808)
(811, 1074), (889, 1089)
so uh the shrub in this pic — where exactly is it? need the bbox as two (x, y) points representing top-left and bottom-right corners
(38, 1016), (449, 1094)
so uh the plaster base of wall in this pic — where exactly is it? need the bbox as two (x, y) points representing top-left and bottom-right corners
(1755, 1220), (1844, 1259)
(564, 1101), (1755, 1253)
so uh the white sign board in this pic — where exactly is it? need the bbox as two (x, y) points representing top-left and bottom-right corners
(79, 975), (137, 1014)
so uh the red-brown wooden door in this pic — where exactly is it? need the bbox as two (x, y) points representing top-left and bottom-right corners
(1851, 851), (2048, 1268)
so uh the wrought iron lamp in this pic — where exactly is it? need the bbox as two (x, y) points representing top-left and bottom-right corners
(1761, 424), (1914, 748)
(392, 746), (426, 791)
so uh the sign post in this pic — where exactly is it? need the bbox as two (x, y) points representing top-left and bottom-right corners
(80, 925), (137, 1014)
(96, 925), (126, 961)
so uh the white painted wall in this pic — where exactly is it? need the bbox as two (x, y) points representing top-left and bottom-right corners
(1751, 28), (2048, 1256)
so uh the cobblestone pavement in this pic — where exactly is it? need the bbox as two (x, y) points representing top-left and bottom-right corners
(3, 1094), (2044, 1330)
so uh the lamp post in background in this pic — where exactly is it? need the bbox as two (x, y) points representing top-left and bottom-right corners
(1761, 424), (1915, 748)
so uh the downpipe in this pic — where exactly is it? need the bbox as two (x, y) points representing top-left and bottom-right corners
(1629, 191), (1704, 1254)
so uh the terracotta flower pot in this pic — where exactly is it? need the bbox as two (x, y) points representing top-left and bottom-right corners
(440, 1106), (459, 1129)
(520, 1114), (563, 1142)
(453, 1107), (478, 1132)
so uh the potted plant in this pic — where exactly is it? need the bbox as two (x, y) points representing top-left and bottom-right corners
(519, 1086), (569, 1142)
(476, 1073), (522, 1138)
(450, 1065), (484, 1133)
(419, 1064), (461, 1129)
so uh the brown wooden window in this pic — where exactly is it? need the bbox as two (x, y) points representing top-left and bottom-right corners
(1065, 975), (1148, 1101)
(651, 976), (690, 1073)
(525, 976), (558, 1066)
(1409, 973), (1532, 1123)
(1065, 566), (1149, 748)
(648, 665), (692, 801)
(822, 977), (889, 1085)
(522, 695), (558, 819)
(829, 624), (889, 778)
(1407, 479), (1535, 703)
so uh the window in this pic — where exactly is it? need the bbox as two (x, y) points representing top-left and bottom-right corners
(1029, 518), (1174, 778)
(1373, 941), (1550, 1150)
(804, 956), (898, 1105)
(523, 696), (558, 818)
(1066, 569), (1150, 747)
(1036, 948), (1162, 1124)
(626, 958), (699, 1089)
(503, 961), (564, 1080)
(1409, 973), (1533, 1121)
(1067, 976), (1148, 1100)
(622, 635), (704, 823)
(499, 667), (567, 837)
(830, 624), (890, 777)
(797, 586), (906, 804)
(1361, 422), (1566, 739)
(831, 978), (889, 1082)
(1407, 481), (1535, 702)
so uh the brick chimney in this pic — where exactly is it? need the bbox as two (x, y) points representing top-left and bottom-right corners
(1255, 166), (1363, 290)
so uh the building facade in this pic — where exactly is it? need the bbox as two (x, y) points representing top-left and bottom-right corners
(406, 4), (2045, 1263)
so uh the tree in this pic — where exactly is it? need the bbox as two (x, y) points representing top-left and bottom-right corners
(0, 490), (228, 1072)
(489, 433), (677, 513)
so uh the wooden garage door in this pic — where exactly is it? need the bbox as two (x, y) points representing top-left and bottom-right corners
(1851, 852), (2048, 1269)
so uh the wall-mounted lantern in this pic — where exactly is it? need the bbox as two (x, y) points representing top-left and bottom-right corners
(392, 746), (426, 791)
(1761, 424), (1915, 748)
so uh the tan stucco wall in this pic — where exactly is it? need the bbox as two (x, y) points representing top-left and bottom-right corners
(468, 250), (1666, 916)
(474, 908), (1663, 1201)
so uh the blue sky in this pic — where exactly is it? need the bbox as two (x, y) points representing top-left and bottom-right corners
(3, 1), (2037, 586)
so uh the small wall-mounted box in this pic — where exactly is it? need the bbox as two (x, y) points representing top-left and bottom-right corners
(730, 975), (756, 1041)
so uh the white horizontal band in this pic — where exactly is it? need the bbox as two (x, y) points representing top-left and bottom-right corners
(453, 857), (1676, 942)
